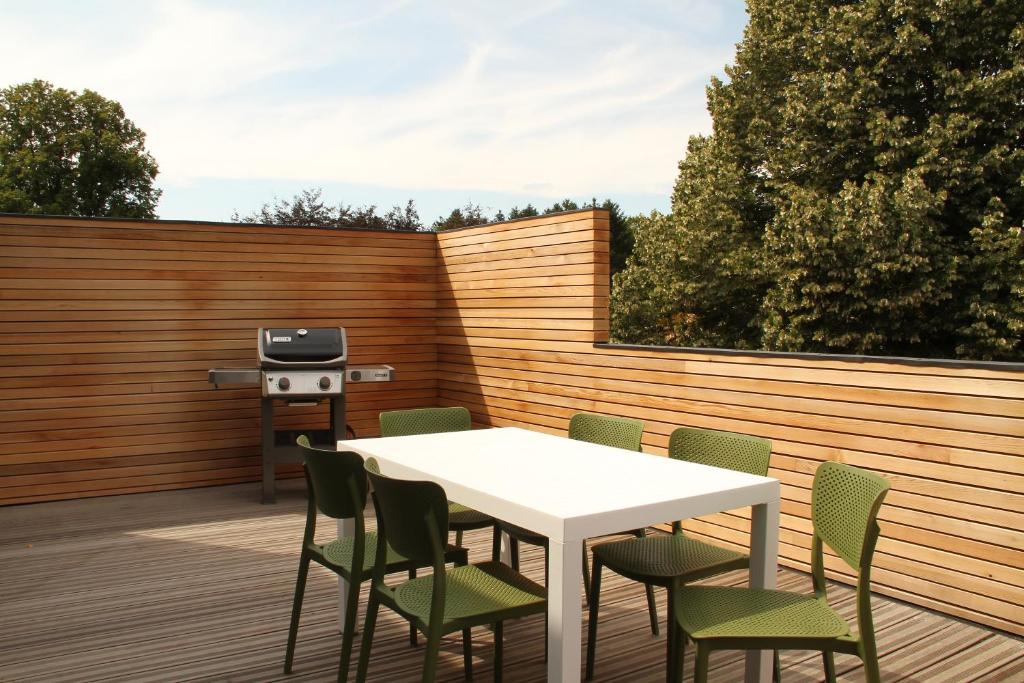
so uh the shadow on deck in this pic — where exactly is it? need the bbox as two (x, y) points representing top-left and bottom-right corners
(1, 480), (1020, 682)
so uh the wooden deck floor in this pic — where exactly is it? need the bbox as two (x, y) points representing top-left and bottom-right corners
(1, 481), (1020, 683)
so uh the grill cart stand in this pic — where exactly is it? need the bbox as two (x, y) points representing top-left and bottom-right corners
(209, 327), (394, 503)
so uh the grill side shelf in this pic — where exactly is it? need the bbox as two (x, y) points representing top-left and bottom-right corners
(346, 365), (395, 382)
(208, 368), (261, 388)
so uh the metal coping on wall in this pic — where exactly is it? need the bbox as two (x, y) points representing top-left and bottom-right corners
(0, 212), (436, 235)
(594, 342), (1024, 373)
(0, 208), (608, 235)
(432, 208), (609, 233)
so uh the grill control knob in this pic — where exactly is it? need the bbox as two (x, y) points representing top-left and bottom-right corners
(278, 377), (290, 391)
(318, 376), (331, 391)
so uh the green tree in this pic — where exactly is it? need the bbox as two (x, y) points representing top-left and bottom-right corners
(760, 0), (1023, 358)
(431, 203), (490, 231)
(614, 136), (770, 347)
(507, 204), (539, 219)
(544, 198), (580, 213)
(232, 188), (423, 231)
(0, 79), (160, 218)
(610, 211), (684, 345)
(613, 0), (1023, 360)
(593, 199), (633, 277)
(383, 199), (421, 231)
(232, 187), (339, 226)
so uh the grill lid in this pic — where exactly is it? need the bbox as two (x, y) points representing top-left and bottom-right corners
(259, 327), (347, 366)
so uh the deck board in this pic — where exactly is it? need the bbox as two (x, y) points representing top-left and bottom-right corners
(1, 480), (1020, 682)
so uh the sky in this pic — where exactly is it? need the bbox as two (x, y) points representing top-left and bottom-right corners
(0, 0), (748, 223)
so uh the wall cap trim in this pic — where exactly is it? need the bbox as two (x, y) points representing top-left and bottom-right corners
(594, 342), (1024, 373)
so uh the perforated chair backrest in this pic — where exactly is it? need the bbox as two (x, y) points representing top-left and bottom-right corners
(296, 435), (368, 520)
(568, 412), (643, 451)
(668, 427), (772, 476)
(812, 461), (890, 571)
(379, 406), (472, 437)
(365, 461), (449, 566)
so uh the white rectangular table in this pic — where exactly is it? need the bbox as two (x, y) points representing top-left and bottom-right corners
(338, 427), (780, 683)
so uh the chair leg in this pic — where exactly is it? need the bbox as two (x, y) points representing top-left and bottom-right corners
(284, 552), (310, 673)
(670, 627), (687, 683)
(862, 654), (882, 683)
(628, 528), (660, 636)
(354, 593), (380, 683)
(860, 630), (882, 683)
(582, 539), (591, 605)
(422, 621), (444, 683)
(823, 650), (836, 678)
(494, 621), (504, 683)
(694, 643), (710, 683)
(666, 585), (677, 683)
(585, 556), (603, 680)
(463, 627), (473, 679)
(338, 572), (361, 683)
(455, 528), (464, 547)
(645, 583), (660, 636)
(409, 568), (418, 647)
(775, 650), (784, 682)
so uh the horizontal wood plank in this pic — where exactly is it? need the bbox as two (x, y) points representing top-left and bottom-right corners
(0, 215), (440, 504)
(436, 212), (1024, 637)
(6, 480), (1017, 681)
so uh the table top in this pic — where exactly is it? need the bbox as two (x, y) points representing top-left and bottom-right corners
(338, 427), (779, 542)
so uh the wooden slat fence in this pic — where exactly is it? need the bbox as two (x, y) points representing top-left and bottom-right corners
(0, 215), (438, 505)
(0, 210), (1021, 638)
(436, 210), (1024, 637)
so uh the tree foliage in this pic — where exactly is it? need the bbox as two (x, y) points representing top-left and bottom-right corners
(494, 204), (541, 222)
(431, 203), (490, 231)
(0, 79), (160, 218)
(507, 204), (541, 220)
(234, 190), (637, 278)
(232, 189), (423, 231)
(613, 0), (1024, 360)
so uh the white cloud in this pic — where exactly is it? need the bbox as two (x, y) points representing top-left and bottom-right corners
(0, 0), (743, 200)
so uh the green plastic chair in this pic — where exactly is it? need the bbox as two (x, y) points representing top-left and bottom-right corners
(357, 459), (547, 683)
(379, 407), (500, 551)
(585, 427), (772, 680)
(669, 461), (891, 683)
(284, 436), (468, 683)
(493, 412), (654, 654)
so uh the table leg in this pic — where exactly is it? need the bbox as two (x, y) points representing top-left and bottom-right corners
(548, 537), (583, 682)
(337, 517), (355, 632)
(745, 498), (780, 683)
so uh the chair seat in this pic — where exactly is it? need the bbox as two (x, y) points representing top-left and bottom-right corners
(320, 532), (409, 573)
(449, 502), (494, 530)
(321, 533), (464, 574)
(593, 533), (748, 584)
(394, 561), (546, 624)
(676, 586), (850, 640)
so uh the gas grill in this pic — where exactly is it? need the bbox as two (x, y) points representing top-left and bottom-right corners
(209, 327), (393, 503)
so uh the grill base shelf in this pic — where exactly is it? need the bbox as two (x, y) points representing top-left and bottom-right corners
(260, 397), (344, 504)
(272, 428), (336, 451)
